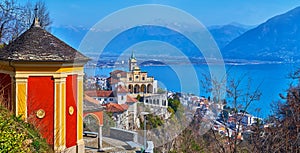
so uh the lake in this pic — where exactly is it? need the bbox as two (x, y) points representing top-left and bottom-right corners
(85, 63), (298, 118)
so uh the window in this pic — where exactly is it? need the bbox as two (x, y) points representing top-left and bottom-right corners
(135, 76), (139, 79)
(142, 77), (145, 80)
(121, 96), (124, 100)
(163, 100), (166, 106)
(129, 77), (132, 81)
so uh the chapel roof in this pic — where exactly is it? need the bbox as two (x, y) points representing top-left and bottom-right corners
(0, 24), (89, 63)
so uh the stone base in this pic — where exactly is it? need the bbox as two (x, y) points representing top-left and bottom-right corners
(64, 146), (77, 153)
(77, 140), (85, 153)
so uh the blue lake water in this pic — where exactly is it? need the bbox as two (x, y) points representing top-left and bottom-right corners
(85, 63), (298, 118)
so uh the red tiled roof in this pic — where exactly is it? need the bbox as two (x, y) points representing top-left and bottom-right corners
(85, 90), (114, 97)
(110, 70), (127, 78)
(84, 94), (100, 104)
(117, 85), (128, 93)
(120, 104), (129, 110)
(126, 95), (138, 103)
(103, 103), (127, 113)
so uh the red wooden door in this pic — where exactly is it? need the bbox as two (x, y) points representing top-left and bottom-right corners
(27, 76), (54, 145)
(66, 75), (77, 148)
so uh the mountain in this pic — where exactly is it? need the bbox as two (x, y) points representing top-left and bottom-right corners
(208, 24), (249, 49)
(223, 6), (300, 62)
(51, 25), (89, 49)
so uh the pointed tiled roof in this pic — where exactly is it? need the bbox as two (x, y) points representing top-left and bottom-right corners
(120, 104), (129, 110)
(126, 95), (138, 103)
(110, 70), (127, 78)
(85, 90), (114, 97)
(84, 94), (100, 104)
(0, 26), (89, 63)
(103, 103), (128, 113)
(83, 95), (104, 112)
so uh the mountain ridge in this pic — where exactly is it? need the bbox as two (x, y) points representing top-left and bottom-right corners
(222, 6), (300, 62)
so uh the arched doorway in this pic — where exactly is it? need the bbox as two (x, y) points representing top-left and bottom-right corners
(83, 112), (103, 151)
(128, 84), (133, 93)
(134, 84), (140, 94)
(141, 84), (146, 93)
(147, 84), (153, 93)
(83, 114), (100, 132)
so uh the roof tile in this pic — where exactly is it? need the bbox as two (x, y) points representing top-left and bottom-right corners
(1, 26), (89, 63)
(85, 90), (114, 97)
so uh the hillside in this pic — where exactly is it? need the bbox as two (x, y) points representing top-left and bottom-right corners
(208, 24), (248, 49)
(223, 6), (300, 61)
(0, 105), (51, 152)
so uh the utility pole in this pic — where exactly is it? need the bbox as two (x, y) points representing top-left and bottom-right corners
(141, 112), (149, 150)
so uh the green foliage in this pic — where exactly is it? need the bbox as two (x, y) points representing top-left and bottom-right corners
(140, 114), (164, 129)
(136, 94), (141, 101)
(157, 88), (166, 94)
(168, 97), (185, 120)
(168, 98), (180, 113)
(0, 105), (50, 153)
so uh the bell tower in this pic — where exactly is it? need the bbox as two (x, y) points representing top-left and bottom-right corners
(129, 51), (138, 71)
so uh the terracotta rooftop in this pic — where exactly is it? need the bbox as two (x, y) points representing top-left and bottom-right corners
(103, 103), (128, 113)
(120, 104), (129, 110)
(83, 95), (104, 112)
(84, 94), (100, 104)
(0, 25), (89, 63)
(85, 90), (114, 97)
(126, 95), (138, 103)
(110, 70), (126, 78)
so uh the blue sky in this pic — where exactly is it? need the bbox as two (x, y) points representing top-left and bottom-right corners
(30, 0), (300, 28)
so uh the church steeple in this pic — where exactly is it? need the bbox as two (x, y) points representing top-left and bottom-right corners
(130, 50), (136, 60)
(129, 51), (138, 71)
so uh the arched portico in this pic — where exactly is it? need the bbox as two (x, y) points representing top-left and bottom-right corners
(134, 84), (140, 94)
(147, 84), (153, 93)
(141, 84), (146, 93)
(128, 84), (133, 93)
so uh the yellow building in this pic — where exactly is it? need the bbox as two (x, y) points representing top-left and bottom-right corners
(109, 52), (157, 97)
(108, 53), (169, 119)
(0, 19), (89, 152)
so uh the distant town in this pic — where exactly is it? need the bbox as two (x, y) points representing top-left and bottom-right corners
(83, 53), (263, 152)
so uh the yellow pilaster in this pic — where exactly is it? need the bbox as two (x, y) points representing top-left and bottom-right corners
(15, 77), (28, 120)
(54, 76), (66, 151)
(76, 73), (85, 151)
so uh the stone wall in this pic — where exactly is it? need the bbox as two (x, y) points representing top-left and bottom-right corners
(110, 127), (138, 142)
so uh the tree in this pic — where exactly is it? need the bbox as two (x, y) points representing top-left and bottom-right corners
(24, 0), (52, 30)
(248, 86), (300, 152)
(0, 0), (51, 44)
(200, 68), (262, 153)
(0, 0), (23, 43)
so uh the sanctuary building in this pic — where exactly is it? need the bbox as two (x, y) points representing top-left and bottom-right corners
(108, 53), (168, 117)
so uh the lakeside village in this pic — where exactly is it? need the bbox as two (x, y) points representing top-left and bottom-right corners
(83, 53), (263, 152)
